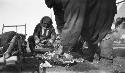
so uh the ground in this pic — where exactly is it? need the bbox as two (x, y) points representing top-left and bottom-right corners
(0, 44), (125, 73)
(1, 56), (125, 73)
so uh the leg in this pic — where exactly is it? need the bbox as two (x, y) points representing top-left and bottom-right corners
(71, 37), (84, 55)
(55, 13), (65, 34)
(86, 42), (99, 62)
(4, 35), (17, 58)
(28, 35), (35, 53)
(60, 0), (87, 53)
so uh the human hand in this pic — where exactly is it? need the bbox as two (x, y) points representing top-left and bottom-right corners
(35, 39), (40, 44)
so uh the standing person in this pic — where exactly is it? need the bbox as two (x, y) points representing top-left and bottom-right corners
(28, 16), (56, 53)
(45, 0), (65, 34)
(45, 0), (117, 62)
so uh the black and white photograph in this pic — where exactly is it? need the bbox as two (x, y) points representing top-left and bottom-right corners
(0, 0), (125, 73)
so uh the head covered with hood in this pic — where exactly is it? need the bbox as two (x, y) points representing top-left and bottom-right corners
(40, 16), (53, 28)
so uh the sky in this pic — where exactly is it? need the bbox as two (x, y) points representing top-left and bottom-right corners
(0, 0), (124, 39)
(0, 0), (56, 39)
(115, 1), (125, 19)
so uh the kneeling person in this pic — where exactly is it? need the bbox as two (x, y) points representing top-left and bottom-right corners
(28, 16), (56, 52)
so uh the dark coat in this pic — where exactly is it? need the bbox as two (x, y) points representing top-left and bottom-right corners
(33, 23), (56, 40)
(60, 0), (117, 46)
(45, 0), (117, 46)
(45, 0), (65, 30)
(45, 0), (117, 61)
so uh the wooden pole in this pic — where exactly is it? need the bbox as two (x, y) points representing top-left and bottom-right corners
(25, 24), (26, 35)
(2, 24), (4, 34)
(16, 25), (17, 33)
(5, 36), (17, 54)
(2, 24), (26, 34)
